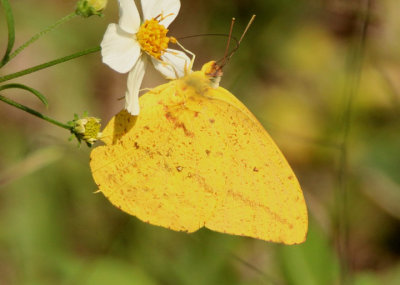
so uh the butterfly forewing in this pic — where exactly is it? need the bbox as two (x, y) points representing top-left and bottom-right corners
(91, 82), (227, 232)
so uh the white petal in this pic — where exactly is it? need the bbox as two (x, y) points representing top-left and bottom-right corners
(141, 0), (180, 28)
(125, 56), (147, 115)
(151, 49), (191, 79)
(101, 24), (141, 73)
(118, 0), (141, 33)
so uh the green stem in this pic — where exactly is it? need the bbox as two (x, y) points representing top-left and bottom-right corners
(336, 1), (371, 284)
(0, 0), (15, 67)
(0, 46), (100, 83)
(0, 94), (72, 130)
(3, 12), (77, 67)
(0, 83), (48, 106)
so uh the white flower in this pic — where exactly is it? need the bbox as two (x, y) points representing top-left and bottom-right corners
(101, 0), (192, 115)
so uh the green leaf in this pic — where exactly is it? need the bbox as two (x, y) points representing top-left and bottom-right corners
(0, 83), (48, 106)
(277, 221), (340, 285)
(0, 0), (15, 67)
(82, 258), (157, 285)
(354, 273), (380, 285)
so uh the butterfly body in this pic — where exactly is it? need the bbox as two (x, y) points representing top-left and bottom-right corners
(90, 63), (308, 244)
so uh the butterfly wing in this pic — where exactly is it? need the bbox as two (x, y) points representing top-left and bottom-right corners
(91, 75), (307, 244)
(203, 88), (308, 244)
(90, 82), (229, 233)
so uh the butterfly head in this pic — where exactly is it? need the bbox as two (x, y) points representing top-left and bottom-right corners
(201, 61), (223, 88)
(198, 15), (256, 90)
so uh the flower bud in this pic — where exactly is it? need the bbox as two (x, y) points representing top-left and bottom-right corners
(70, 115), (102, 146)
(76, 0), (107, 18)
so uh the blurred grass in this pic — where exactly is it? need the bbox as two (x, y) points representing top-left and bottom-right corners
(1, 0), (400, 284)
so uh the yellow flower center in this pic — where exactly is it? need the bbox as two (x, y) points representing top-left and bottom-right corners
(136, 18), (176, 59)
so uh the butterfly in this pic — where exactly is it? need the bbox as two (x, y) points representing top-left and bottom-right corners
(90, 60), (308, 244)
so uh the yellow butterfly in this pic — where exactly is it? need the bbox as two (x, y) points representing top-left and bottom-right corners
(90, 61), (308, 244)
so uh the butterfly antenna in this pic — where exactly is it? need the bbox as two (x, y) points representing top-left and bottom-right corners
(221, 17), (236, 67)
(221, 14), (256, 68)
(177, 33), (238, 43)
(239, 14), (256, 45)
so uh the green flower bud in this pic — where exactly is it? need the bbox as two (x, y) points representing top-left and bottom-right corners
(76, 0), (107, 18)
(69, 115), (102, 146)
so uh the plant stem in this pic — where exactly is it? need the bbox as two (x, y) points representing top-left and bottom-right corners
(0, 94), (72, 130)
(0, 0), (15, 67)
(0, 83), (48, 106)
(0, 46), (101, 83)
(336, 0), (370, 284)
(3, 12), (77, 67)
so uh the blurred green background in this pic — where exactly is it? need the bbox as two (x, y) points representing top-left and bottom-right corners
(1, 0), (400, 284)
